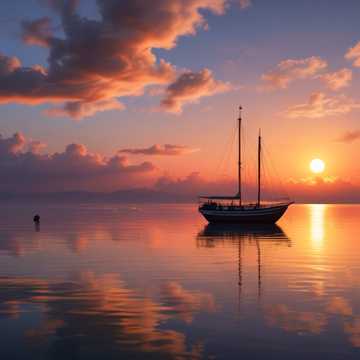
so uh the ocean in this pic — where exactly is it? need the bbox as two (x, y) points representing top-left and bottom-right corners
(0, 203), (359, 359)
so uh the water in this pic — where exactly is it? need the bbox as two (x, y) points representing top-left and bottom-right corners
(0, 203), (359, 359)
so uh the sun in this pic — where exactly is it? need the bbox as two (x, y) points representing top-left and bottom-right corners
(310, 159), (325, 174)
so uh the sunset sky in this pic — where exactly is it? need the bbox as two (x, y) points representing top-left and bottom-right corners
(0, 0), (359, 201)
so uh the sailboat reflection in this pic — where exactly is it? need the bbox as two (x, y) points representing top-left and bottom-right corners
(197, 224), (291, 299)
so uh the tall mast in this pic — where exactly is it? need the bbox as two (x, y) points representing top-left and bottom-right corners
(257, 129), (261, 207)
(238, 106), (242, 206)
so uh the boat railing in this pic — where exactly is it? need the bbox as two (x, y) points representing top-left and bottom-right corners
(198, 197), (292, 210)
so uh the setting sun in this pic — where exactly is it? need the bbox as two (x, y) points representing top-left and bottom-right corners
(310, 159), (326, 174)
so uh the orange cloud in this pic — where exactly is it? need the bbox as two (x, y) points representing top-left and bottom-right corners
(261, 56), (327, 89)
(345, 41), (360, 67)
(161, 69), (231, 113)
(318, 68), (352, 91)
(284, 92), (360, 119)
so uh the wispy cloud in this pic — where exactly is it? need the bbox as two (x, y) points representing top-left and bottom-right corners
(119, 144), (199, 156)
(284, 92), (360, 119)
(318, 68), (352, 91)
(239, 0), (252, 9)
(261, 56), (327, 89)
(345, 41), (360, 67)
(336, 130), (360, 143)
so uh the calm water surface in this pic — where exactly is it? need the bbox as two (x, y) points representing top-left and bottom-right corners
(0, 203), (359, 359)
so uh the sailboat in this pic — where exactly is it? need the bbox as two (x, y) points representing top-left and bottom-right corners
(198, 107), (293, 224)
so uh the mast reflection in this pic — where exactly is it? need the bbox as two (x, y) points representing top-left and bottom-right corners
(197, 224), (291, 301)
(197, 224), (290, 246)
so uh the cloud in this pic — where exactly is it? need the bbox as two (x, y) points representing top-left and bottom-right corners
(28, 140), (47, 154)
(318, 68), (352, 91)
(161, 69), (231, 113)
(239, 0), (252, 9)
(261, 56), (327, 89)
(21, 17), (53, 47)
(0, 53), (21, 76)
(0, 0), (231, 119)
(0, 132), (155, 192)
(345, 41), (360, 67)
(336, 130), (360, 143)
(286, 176), (360, 203)
(119, 144), (199, 156)
(44, 99), (124, 119)
(284, 92), (360, 119)
(155, 171), (360, 204)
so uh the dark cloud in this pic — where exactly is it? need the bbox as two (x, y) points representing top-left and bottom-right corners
(119, 144), (198, 156)
(45, 98), (124, 120)
(161, 69), (230, 113)
(0, 133), (155, 192)
(0, 0), (230, 118)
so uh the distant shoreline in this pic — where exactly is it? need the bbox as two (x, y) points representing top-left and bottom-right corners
(0, 191), (358, 205)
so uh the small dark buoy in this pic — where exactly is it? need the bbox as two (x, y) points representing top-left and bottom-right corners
(33, 214), (40, 223)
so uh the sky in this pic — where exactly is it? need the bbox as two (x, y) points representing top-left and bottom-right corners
(0, 0), (359, 201)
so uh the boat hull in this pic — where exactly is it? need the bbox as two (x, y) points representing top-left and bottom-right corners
(199, 204), (290, 224)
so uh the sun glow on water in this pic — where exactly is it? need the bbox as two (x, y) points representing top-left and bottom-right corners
(310, 204), (327, 250)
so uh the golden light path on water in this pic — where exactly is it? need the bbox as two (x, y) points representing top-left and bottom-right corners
(310, 204), (326, 251)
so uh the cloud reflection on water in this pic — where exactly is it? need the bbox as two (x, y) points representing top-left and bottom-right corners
(0, 273), (215, 359)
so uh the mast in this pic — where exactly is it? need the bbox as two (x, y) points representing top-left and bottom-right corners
(257, 129), (261, 207)
(238, 106), (242, 206)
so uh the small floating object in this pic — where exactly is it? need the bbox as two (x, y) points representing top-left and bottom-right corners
(33, 214), (40, 223)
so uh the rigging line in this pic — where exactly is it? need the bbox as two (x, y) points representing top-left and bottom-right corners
(260, 139), (283, 201)
(263, 149), (282, 200)
(245, 148), (257, 202)
(261, 151), (277, 200)
(262, 140), (290, 199)
(215, 122), (237, 180)
(241, 121), (248, 196)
